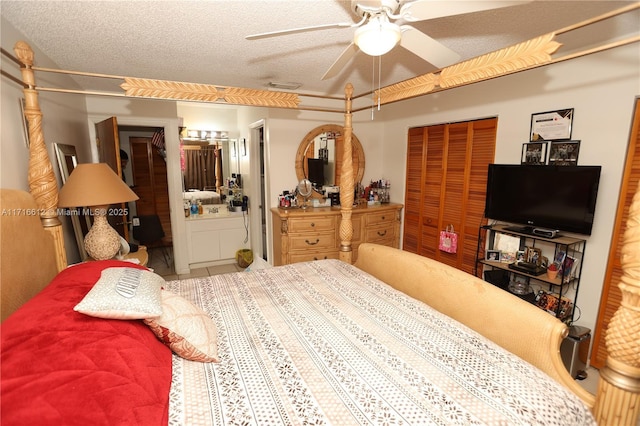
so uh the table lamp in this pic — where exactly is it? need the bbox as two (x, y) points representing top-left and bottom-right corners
(58, 163), (139, 260)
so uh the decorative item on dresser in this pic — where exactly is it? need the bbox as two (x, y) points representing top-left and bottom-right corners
(271, 203), (403, 266)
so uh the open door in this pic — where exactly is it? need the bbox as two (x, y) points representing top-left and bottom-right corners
(95, 116), (131, 241)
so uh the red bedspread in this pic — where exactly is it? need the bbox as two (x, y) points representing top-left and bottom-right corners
(1, 260), (172, 426)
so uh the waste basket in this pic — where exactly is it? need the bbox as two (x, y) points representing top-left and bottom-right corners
(560, 325), (590, 380)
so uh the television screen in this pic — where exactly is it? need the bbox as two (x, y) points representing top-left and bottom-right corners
(307, 158), (325, 188)
(485, 164), (601, 235)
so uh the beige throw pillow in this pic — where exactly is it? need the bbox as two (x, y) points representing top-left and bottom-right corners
(74, 267), (164, 319)
(144, 290), (219, 363)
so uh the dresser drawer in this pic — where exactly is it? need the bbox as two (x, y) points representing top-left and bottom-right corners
(288, 216), (336, 233)
(289, 250), (340, 263)
(365, 225), (395, 244)
(289, 231), (337, 251)
(365, 210), (396, 226)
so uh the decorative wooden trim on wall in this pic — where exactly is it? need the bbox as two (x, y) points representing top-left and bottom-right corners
(439, 33), (561, 88)
(121, 77), (300, 108)
(376, 33), (561, 106)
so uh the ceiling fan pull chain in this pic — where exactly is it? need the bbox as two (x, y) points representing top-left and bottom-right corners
(378, 55), (382, 111)
(371, 55), (375, 120)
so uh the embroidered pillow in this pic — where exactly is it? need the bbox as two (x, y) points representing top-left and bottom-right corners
(144, 290), (219, 363)
(74, 267), (163, 319)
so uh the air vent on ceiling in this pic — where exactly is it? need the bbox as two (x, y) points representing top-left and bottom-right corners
(267, 81), (302, 90)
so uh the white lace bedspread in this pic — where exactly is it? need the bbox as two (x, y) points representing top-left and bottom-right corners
(165, 259), (595, 426)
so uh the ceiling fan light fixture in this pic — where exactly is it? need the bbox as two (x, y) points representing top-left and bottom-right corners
(354, 14), (401, 56)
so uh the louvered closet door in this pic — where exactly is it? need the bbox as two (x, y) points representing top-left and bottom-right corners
(591, 98), (640, 369)
(131, 137), (172, 244)
(420, 125), (446, 260)
(464, 119), (499, 272)
(403, 118), (496, 274)
(403, 127), (426, 253)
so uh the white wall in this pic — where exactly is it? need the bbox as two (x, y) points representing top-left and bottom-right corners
(377, 44), (640, 337)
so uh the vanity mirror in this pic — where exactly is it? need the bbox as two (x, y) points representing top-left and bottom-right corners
(181, 136), (239, 205)
(295, 124), (365, 190)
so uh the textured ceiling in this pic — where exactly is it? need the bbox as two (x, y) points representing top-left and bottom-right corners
(1, 1), (638, 100)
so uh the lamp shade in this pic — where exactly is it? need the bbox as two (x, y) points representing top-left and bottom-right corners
(58, 163), (138, 261)
(354, 15), (401, 57)
(58, 163), (138, 207)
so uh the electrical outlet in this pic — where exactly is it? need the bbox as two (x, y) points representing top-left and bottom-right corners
(132, 217), (140, 226)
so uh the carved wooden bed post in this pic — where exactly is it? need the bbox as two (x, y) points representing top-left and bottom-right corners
(339, 83), (355, 264)
(594, 186), (640, 425)
(14, 41), (67, 271)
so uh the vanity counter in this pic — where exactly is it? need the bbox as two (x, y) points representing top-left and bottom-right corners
(185, 206), (245, 220)
(185, 207), (248, 267)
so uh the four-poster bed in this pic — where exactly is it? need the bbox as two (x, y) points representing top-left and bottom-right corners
(2, 14), (640, 424)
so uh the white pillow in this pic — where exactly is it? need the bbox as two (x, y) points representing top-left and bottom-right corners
(74, 267), (164, 319)
(144, 290), (219, 363)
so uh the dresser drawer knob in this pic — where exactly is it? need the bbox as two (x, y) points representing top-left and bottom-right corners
(310, 222), (315, 227)
(313, 256), (328, 260)
(305, 238), (320, 245)
(377, 230), (387, 237)
(381, 216), (385, 220)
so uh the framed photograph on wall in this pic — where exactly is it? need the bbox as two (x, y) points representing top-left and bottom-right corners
(530, 108), (573, 141)
(548, 140), (580, 166)
(521, 142), (547, 165)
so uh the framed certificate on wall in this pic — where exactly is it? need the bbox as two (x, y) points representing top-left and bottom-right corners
(530, 108), (573, 141)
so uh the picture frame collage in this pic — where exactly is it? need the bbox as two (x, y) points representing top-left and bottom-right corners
(522, 108), (580, 166)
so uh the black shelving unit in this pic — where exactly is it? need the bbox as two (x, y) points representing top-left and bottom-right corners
(475, 224), (586, 323)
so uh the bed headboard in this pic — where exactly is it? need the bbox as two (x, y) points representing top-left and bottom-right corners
(0, 189), (59, 321)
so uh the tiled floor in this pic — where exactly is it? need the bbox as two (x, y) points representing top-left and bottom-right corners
(146, 246), (244, 280)
(577, 366), (598, 394)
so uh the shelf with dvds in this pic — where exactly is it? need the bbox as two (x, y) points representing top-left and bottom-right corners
(475, 224), (586, 323)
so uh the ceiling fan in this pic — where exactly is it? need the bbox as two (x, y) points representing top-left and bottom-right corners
(247, 0), (530, 80)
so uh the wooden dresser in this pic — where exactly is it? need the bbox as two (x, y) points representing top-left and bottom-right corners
(271, 203), (403, 266)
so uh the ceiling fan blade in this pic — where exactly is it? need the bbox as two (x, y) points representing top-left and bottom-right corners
(399, 26), (460, 69)
(400, 0), (531, 22)
(246, 20), (360, 40)
(321, 43), (360, 80)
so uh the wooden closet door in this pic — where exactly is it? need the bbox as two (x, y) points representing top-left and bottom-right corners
(131, 137), (172, 244)
(419, 124), (446, 260)
(403, 118), (496, 274)
(403, 127), (427, 253)
(591, 98), (640, 369)
(464, 119), (499, 271)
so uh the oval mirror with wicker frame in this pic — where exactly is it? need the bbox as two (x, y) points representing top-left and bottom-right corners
(295, 124), (365, 191)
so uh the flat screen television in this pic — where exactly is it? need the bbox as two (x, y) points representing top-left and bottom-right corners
(307, 158), (325, 189)
(484, 164), (601, 235)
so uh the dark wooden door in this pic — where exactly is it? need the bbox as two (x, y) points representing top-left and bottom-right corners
(403, 127), (427, 253)
(130, 137), (172, 244)
(95, 117), (129, 241)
